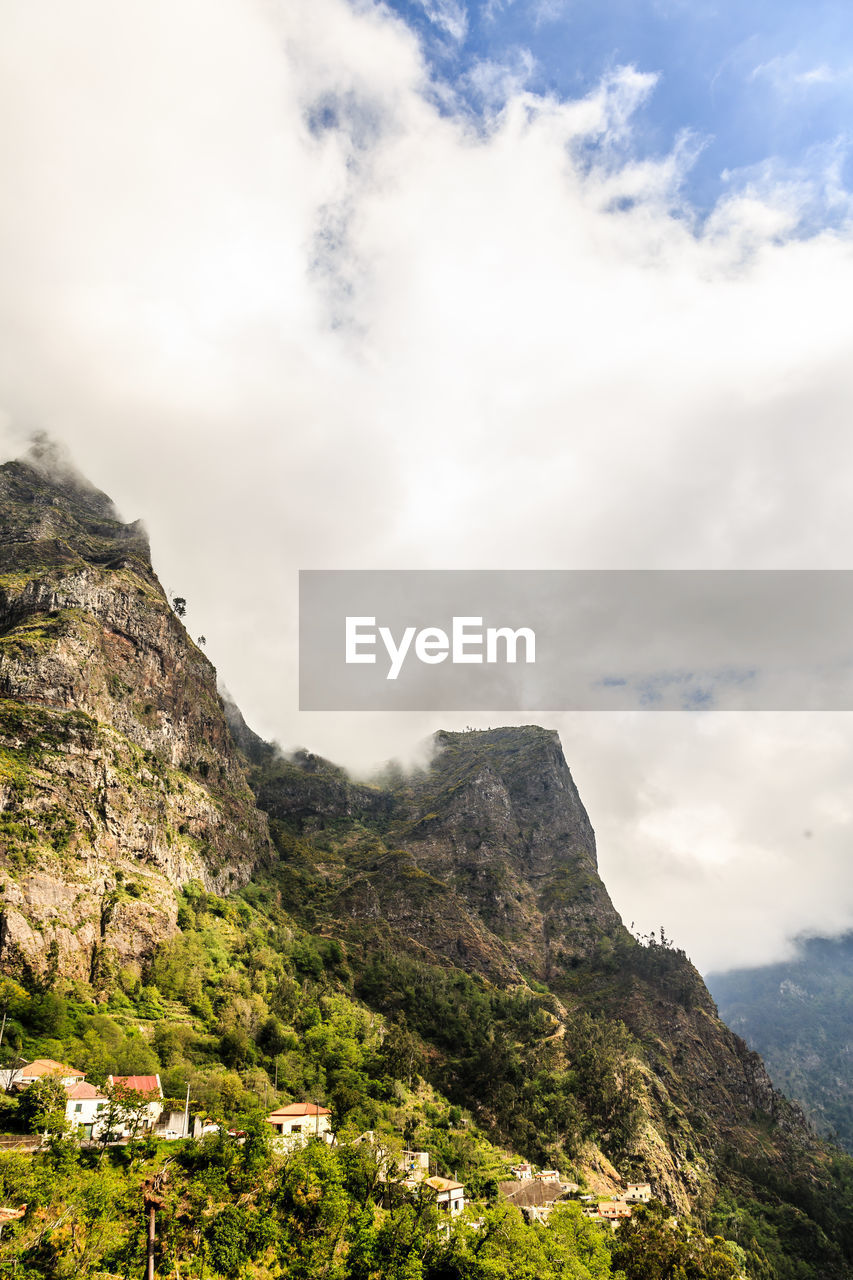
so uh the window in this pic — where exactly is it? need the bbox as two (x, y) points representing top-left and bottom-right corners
(290, 1124), (302, 1133)
(74, 1104), (82, 1113)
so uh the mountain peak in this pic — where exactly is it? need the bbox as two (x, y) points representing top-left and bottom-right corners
(0, 437), (150, 572)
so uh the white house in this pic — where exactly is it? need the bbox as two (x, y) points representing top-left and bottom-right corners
(625, 1183), (652, 1203)
(266, 1103), (332, 1146)
(3, 1059), (85, 1091)
(64, 1082), (109, 1140)
(107, 1075), (164, 1134)
(423, 1176), (465, 1216)
(399, 1149), (430, 1182)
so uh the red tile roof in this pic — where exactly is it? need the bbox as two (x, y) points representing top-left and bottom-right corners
(21, 1059), (84, 1080)
(65, 1082), (106, 1101)
(268, 1103), (331, 1117)
(108, 1075), (162, 1097)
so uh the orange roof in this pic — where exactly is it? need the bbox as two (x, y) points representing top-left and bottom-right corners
(21, 1059), (84, 1080)
(108, 1075), (162, 1097)
(268, 1103), (331, 1118)
(424, 1176), (464, 1193)
(65, 1082), (106, 1101)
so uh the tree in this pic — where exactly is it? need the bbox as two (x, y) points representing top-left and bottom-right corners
(97, 1081), (157, 1162)
(18, 1075), (67, 1137)
(172, 596), (187, 618)
(614, 1200), (740, 1280)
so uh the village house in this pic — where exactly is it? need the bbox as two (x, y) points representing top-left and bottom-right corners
(107, 1074), (164, 1134)
(598, 1200), (632, 1221)
(64, 1082), (109, 1140)
(510, 1163), (533, 1180)
(266, 1103), (332, 1146)
(398, 1149), (430, 1182)
(423, 1176), (465, 1216)
(624, 1182), (652, 1203)
(1, 1059), (85, 1091)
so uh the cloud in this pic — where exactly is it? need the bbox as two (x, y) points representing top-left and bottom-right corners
(751, 53), (853, 94)
(464, 49), (537, 108)
(3, 0), (853, 971)
(532, 0), (571, 23)
(415, 0), (468, 42)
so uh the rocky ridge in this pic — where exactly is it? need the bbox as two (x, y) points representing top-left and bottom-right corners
(0, 441), (270, 981)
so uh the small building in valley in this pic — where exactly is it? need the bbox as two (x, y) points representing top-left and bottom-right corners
(625, 1182), (652, 1203)
(423, 1176), (465, 1216)
(107, 1074), (164, 1133)
(64, 1082), (109, 1140)
(267, 1103), (333, 1145)
(7, 1059), (85, 1090)
(598, 1200), (632, 1221)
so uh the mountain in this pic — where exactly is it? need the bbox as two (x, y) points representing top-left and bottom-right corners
(708, 934), (853, 1153)
(245, 728), (818, 1210)
(3, 442), (853, 1279)
(0, 438), (270, 983)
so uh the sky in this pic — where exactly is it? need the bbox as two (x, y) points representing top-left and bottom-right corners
(2, 0), (853, 973)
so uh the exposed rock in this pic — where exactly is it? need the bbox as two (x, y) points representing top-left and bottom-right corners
(0, 447), (270, 980)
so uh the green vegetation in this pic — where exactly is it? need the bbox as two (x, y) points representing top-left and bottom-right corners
(0, 886), (763, 1279)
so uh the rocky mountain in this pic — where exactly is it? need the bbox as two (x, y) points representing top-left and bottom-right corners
(250, 725), (625, 983)
(0, 439), (270, 982)
(247, 727), (821, 1218)
(709, 934), (853, 1153)
(3, 442), (853, 1277)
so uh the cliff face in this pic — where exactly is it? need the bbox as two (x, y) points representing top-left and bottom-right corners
(250, 728), (817, 1214)
(0, 442), (270, 982)
(0, 443), (835, 1244)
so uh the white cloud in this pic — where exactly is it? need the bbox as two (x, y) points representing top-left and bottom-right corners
(533, 0), (571, 23)
(465, 49), (537, 108)
(415, 0), (468, 42)
(751, 53), (853, 93)
(3, 0), (853, 971)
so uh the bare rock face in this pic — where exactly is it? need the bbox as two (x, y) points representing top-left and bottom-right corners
(391, 728), (626, 977)
(256, 727), (628, 982)
(0, 444), (270, 982)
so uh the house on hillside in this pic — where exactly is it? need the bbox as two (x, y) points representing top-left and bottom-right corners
(107, 1074), (164, 1133)
(598, 1201), (632, 1221)
(624, 1182), (652, 1203)
(266, 1103), (332, 1146)
(64, 1082), (109, 1140)
(510, 1163), (533, 1180)
(2, 1059), (85, 1091)
(399, 1149), (430, 1182)
(423, 1176), (465, 1216)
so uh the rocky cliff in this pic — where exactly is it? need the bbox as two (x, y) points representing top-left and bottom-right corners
(1, 443), (848, 1271)
(0, 439), (270, 982)
(248, 727), (820, 1218)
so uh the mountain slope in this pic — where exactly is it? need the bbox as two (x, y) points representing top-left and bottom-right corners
(0, 439), (270, 982)
(2, 443), (853, 1278)
(708, 934), (853, 1153)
